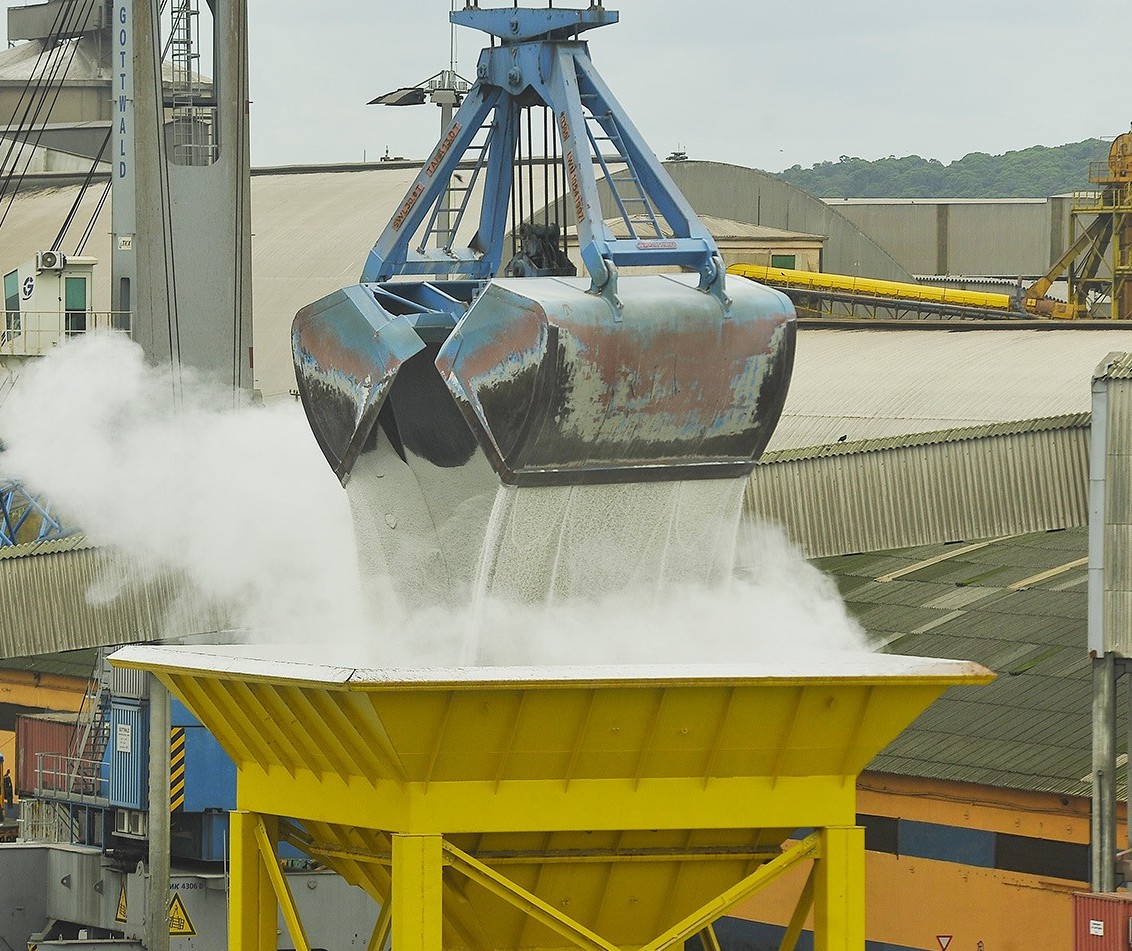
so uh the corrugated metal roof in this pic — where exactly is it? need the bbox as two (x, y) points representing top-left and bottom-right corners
(747, 418), (1089, 558)
(1095, 351), (1132, 380)
(0, 648), (97, 680)
(767, 328), (1132, 453)
(0, 544), (229, 658)
(0, 36), (199, 85)
(818, 527), (1105, 799)
(760, 413), (1088, 463)
(0, 37), (104, 83)
(0, 533), (94, 562)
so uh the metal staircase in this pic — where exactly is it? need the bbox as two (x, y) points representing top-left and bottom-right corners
(63, 649), (112, 800)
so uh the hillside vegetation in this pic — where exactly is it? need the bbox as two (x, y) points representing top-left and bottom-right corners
(775, 139), (1110, 199)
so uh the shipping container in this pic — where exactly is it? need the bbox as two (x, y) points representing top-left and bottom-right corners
(15, 712), (76, 796)
(1074, 892), (1132, 951)
(182, 726), (236, 813)
(108, 699), (149, 811)
(171, 697), (201, 728)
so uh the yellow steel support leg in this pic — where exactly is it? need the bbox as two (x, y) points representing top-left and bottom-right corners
(779, 866), (815, 951)
(442, 842), (619, 951)
(392, 835), (444, 951)
(229, 811), (275, 951)
(813, 827), (864, 951)
(252, 815), (313, 951)
(640, 833), (821, 951)
(366, 899), (393, 951)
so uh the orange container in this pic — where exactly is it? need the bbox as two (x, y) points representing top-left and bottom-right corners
(15, 712), (75, 796)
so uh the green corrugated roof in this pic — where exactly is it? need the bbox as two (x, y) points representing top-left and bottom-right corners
(824, 526), (1108, 799)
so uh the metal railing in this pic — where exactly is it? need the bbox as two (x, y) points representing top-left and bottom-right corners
(0, 311), (132, 357)
(1072, 187), (1132, 213)
(1089, 160), (1132, 184)
(35, 752), (109, 803)
(18, 798), (75, 844)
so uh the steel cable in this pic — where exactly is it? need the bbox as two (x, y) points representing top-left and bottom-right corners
(0, 0), (102, 235)
(0, 0), (74, 204)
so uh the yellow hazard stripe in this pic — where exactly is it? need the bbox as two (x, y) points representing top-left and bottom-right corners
(170, 727), (186, 813)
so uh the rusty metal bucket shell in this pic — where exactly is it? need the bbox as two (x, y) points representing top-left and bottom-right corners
(292, 285), (425, 483)
(434, 273), (796, 486)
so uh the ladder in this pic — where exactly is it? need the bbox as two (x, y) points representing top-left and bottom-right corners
(66, 649), (113, 797)
(580, 95), (664, 240)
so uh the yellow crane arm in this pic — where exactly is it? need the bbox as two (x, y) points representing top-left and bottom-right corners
(1023, 211), (1113, 317)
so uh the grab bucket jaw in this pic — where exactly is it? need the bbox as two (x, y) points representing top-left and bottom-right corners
(292, 285), (425, 483)
(435, 273), (796, 486)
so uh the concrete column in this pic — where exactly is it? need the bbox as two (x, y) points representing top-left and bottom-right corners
(813, 826), (864, 951)
(229, 811), (276, 951)
(1092, 652), (1118, 891)
(392, 834), (444, 951)
(145, 677), (170, 951)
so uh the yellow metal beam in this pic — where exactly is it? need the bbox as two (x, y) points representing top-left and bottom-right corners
(392, 835), (444, 951)
(236, 765), (857, 834)
(638, 833), (821, 951)
(698, 925), (723, 951)
(228, 811), (275, 951)
(366, 901), (392, 951)
(252, 815), (313, 951)
(779, 866), (815, 951)
(442, 841), (621, 951)
(813, 827), (864, 951)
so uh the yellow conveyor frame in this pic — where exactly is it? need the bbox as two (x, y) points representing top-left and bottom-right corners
(730, 264), (1027, 318)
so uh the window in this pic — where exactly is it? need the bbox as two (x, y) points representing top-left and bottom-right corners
(115, 277), (132, 332)
(770, 254), (796, 270)
(65, 276), (87, 336)
(3, 270), (19, 344)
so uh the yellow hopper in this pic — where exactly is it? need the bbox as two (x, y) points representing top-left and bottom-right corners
(112, 647), (990, 951)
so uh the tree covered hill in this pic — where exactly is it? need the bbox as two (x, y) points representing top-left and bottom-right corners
(775, 139), (1111, 199)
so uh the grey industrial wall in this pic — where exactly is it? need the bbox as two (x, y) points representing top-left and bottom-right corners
(665, 161), (914, 282)
(0, 846), (49, 950)
(827, 197), (1074, 277)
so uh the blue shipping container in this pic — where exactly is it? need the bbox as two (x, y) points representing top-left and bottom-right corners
(170, 697), (202, 729)
(182, 726), (236, 813)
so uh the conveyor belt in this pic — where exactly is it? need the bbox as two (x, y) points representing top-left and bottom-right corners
(729, 264), (1028, 321)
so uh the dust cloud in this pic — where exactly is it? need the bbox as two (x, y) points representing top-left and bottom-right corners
(0, 333), (866, 666)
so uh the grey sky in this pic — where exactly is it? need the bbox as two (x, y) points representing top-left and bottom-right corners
(4, 0), (1128, 170)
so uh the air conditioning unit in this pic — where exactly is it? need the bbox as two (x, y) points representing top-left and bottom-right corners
(113, 808), (148, 838)
(36, 250), (65, 272)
